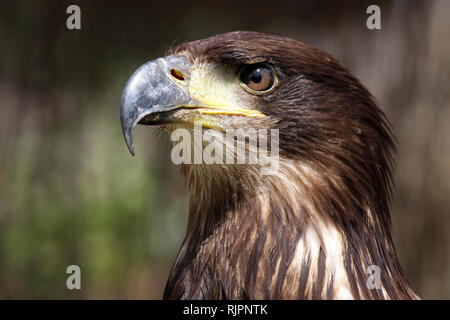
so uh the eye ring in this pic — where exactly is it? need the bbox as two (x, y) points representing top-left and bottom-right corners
(238, 64), (278, 94)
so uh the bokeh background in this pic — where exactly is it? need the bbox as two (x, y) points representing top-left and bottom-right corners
(0, 0), (449, 299)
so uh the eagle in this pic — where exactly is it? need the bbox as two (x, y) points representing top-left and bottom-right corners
(119, 31), (419, 300)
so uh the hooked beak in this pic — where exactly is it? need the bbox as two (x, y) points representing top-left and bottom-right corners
(120, 55), (194, 156)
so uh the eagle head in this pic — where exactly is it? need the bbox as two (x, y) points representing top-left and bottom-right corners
(119, 31), (418, 300)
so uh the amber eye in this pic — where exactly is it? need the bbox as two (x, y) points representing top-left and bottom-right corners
(239, 64), (275, 92)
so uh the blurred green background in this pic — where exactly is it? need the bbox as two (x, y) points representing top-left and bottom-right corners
(0, 0), (449, 299)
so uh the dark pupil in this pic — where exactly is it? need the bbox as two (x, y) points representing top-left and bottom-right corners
(250, 69), (262, 83)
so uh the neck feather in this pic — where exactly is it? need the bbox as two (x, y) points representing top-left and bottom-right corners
(163, 159), (418, 300)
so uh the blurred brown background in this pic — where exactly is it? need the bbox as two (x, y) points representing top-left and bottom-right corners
(0, 0), (448, 299)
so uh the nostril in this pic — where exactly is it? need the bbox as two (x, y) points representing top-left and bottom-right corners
(170, 68), (185, 81)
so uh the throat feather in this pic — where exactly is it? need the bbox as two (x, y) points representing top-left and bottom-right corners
(164, 159), (418, 300)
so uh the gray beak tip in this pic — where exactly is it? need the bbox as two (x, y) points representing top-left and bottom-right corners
(127, 144), (136, 157)
(121, 120), (136, 156)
